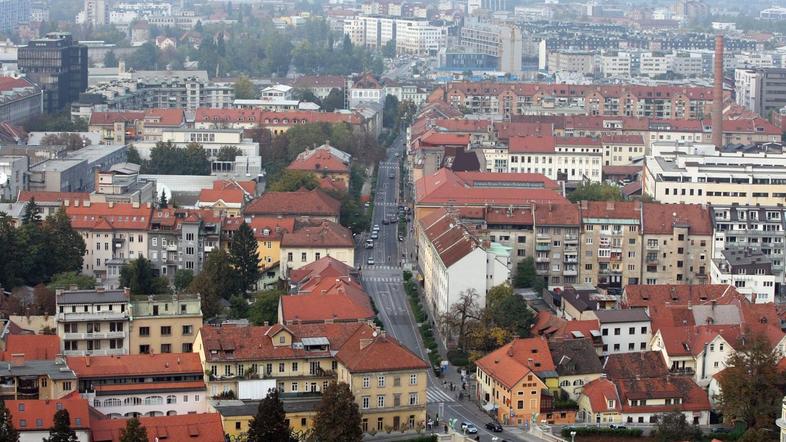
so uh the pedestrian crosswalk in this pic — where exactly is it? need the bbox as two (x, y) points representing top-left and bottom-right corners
(364, 265), (401, 271)
(427, 387), (455, 403)
(363, 277), (400, 283)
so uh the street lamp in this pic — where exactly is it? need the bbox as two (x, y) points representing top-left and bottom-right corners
(571, 430), (577, 442)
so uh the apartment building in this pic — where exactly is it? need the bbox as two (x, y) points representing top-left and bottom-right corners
(710, 249), (776, 303)
(735, 67), (786, 117)
(593, 309), (651, 355)
(279, 221), (355, 279)
(55, 288), (131, 357)
(600, 135), (646, 166)
(546, 50), (596, 76)
(147, 208), (222, 281)
(641, 203), (712, 285)
(343, 16), (446, 55)
(578, 201), (642, 289)
(244, 189), (341, 223)
(459, 18), (523, 74)
(639, 52), (671, 77)
(533, 203), (581, 289)
(66, 202), (153, 286)
(0, 77), (42, 126)
(87, 109), (185, 143)
(600, 52), (632, 78)
(0, 0), (30, 32)
(710, 204), (785, 297)
(194, 108), (363, 136)
(444, 82), (717, 119)
(128, 294), (203, 354)
(0, 356), (77, 402)
(497, 136), (602, 182)
(643, 150), (786, 205)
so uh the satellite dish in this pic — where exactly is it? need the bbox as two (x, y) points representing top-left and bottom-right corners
(0, 172), (7, 186)
(372, 331), (378, 337)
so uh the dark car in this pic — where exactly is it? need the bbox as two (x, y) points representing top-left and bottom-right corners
(485, 422), (503, 432)
(609, 424), (627, 430)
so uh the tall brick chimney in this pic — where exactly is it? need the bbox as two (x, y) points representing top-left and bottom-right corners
(712, 34), (724, 149)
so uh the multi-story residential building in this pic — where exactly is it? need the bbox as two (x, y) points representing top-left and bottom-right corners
(55, 288), (131, 357)
(194, 108), (364, 136)
(91, 164), (155, 205)
(546, 50), (596, 76)
(496, 136), (602, 183)
(600, 51), (632, 78)
(66, 202), (153, 284)
(147, 208), (222, 281)
(483, 205), (535, 270)
(67, 353), (207, 418)
(417, 208), (510, 318)
(641, 203), (712, 285)
(533, 203), (581, 289)
(194, 322), (427, 434)
(643, 149), (786, 205)
(735, 67), (786, 117)
(128, 293), (203, 354)
(8, 399), (91, 442)
(92, 413), (226, 442)
(0, 155), (28, 201)
(248, 217), (295, 280)
(0, 356), (77, 401)
(444, 82), (718, 119)
(593, 309), (651, 355)
(287, 143), (352, 189)
(196, 180), (255, 218)
(279, 220), (355, 279)
(710, 249), (776, 303)
(600, 135), (645, 166)
(349, 73), (385, 110)
(459, 18), (522, 74)
(0, 77), (42, 126)
(639, 52), (671, 77)
(548, 338), (604, 401)
(474, 338), (555, 426)
(578, 201), (642, 289)
(28, 144), (128, 193)
(0, 0), (31, 33)
(87, 109), (185, 143)
(710, 204), (785, 296)
(18, 33), (88, 114)
(343, 16), (446, 55)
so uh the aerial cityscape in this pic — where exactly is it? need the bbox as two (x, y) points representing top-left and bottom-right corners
(2, 0), (786, 441)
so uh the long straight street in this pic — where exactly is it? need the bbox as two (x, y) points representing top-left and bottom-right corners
(356, 135), (545, 442)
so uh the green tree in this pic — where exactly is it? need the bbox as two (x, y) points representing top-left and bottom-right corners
(486, 284), (513, 312)
(127, 42), (160, 70)
(127, 146), (142, 165)
(43, 208), (86, 276)
(217, 146), (242, 161)
(513, 257), (544, 292)
(717, 333), (782, 429)
(653, 411), (703, 442)
(268, 170), (319, 192)
(48, 272), (96, 291)
(234, 75), (258, 99)
(158, 190), (168, 208)
(382, 39), (396, 58)
(568, 182), (624, 202)
(119, 417), (148, 442)
(174, 269), (194, 292)
(0, 401), (19, 442)
(188, 249), (238, 318)
(44, 409), (78, 442)
(229, 294), (249, 319)
(322, 88), (344, 112)
(143, 141), (210, 175)
(247, 389), (292, 442)
(103, 50), (118, 68)
(285, 123), (329, 159)
(40, 133), (91, 151)
(120, 257), (169, 295)
(312, 382), (363, 442)
(383, 94), (400, 129)
(230, 223), (261, 293)
(21, 198), (41, 225)
(293, 89), (321, 107)
(0, 213), (22, 288)
(493, 295), (535, 338)
(248, 289), (285, 325)
(266, 33), (293, 77)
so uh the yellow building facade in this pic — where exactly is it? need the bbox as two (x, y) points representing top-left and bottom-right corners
(128, 294), (203, 354)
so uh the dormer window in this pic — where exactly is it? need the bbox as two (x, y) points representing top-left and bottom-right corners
(607, 399), (615, 409)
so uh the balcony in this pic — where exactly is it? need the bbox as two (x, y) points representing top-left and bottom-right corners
(536, 243), (551, 252)
(646, 243), (659, 250)
(564, 234), (579, 243)
(166, 244), (178, 252)
(564, 246), (578, 253)
(0, 384), (15, 398)
(645, 256), (659, 265)
(563, 268), (578, 276)
(62, 331), (126, 340)
(57, 312), (128, 322)
(62, 348), (126, 357)
(670, 367), (694, 376)
(536, 233), (551, 240)
(564, 257), (578, 264)
(536, 256), (550, 263)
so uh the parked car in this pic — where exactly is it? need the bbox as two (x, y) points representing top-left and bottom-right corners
(370, 232), (378, 240)
(485, 422), (503, 432)
(367, 257), (375, 265)
(365, 239), (374, 249)
(461, 422), (478, 434)
(609, 424), (627, 430)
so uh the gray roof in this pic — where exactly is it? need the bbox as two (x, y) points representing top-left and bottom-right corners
(593, 308), (649, 323)
(0, 359), (77, 380)
(549, 339), (604, 376)
(211, 396), (321, 416)
(56, 290), (129, 305)
(691, 305), (740, 326)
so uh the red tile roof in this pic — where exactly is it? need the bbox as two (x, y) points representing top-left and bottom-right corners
(2, 335), (60, 361)
(642, 203), (713, 235)
(336, 328), (428, 373)
(0, 76), (35, 92)
(617, 376), (710, 414)
(532, 311), (600, 341)
(418, 132), (471, 147)
(603, 352), (669, 380)
(581, 378), (621, 413)
(419, 209), (480, 267)
(248, 217), (295, 241)
(289, 256), (356, 288)
(89, 111), (145, 126)
(287, 144), (351, 174)
(601, 135), (645, 144)
(7, 399), (91, 431)
(66, 203), (153, 231)
(66, 353), (203, 378)
(194, 108), (362, 126)
(143, 108), (185, 127)
(623, 284), (741, 309)
(244, 189), (340, 218)
(91, 412), (225, 442)
(509, 135), (556, 153)
(556, 136), (601, 146)
(280, 280), (374, 324)
(17, 191), (90, 204)
(280, 220), (354, 248)
(475, 337), (556, 388)
(415, 169), (564, 207)
(533, 202), (580, 225)
(197, 180), (255, 205)
(579, 201), (641, 220)
(93, 380), (206, 393)
(484, 206), (534, 226)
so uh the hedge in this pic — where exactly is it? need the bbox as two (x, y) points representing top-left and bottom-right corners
(560, 427), (643, 438)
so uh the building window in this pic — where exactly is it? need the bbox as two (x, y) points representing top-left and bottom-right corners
(161, 326), (172, 336)
(139, 327), (150, 337)
(362, 396), (370, 409)
(378, 376), (385, 387)
(363, 377), (370, 388)
(409, 392), (418, 405)
(410, 374), (417, 385)
(377, 395), (385, 408)
(301, 252), (307, 262)
(182, 343), (193, 352)
(139, 345), (150, 354)
(182, 325), (193, 335)
(160, 344), (171, 353)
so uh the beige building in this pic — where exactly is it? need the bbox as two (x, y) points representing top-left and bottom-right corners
(600, 135), (646, 166)
(578, 201), (642, 290)
(279, 221), (355, 279)
(641, 203), (712, 285)
(55, 288), (131, 356)
(533, 203), (581, 289)
(128, 293), (203, 354)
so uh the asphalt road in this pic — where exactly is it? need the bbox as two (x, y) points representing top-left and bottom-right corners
(356, 135), (545, 442)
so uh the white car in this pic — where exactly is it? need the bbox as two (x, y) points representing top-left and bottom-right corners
(367, 257), (375, 265)
(461, 422), (478, 434)
(372, 224), (380, 232)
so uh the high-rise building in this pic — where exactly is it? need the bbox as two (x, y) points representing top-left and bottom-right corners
(735, 67), (786, 118)
(459, 18), (522, 74)
(83, 0), (107, 26)
(18, 33), (88, 114)
(0, 0), (31, 33)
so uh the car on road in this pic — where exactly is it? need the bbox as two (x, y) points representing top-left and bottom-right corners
(609, 424), (627, 430)
(395, 152), (400, 158)
(398, 235), (404, 242)
(367, 257), (375, 265)
(389, 173), (395, 179)
(382, 218), (390, 225)
(372, 224), (380, 232)
(365, 239), (374, 249)
(461, 422), (478, 434)
(370, 232), (378, 240)
(485, 422), (503, 432)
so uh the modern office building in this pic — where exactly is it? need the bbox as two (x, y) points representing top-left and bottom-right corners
(459, 18), (522, 74)
(735, 67), (786, 117)
(18, 33), (88, 114)
(0, 0), (30, 33)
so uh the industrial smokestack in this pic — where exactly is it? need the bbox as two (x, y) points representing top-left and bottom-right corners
(712, 34), (724, 149)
